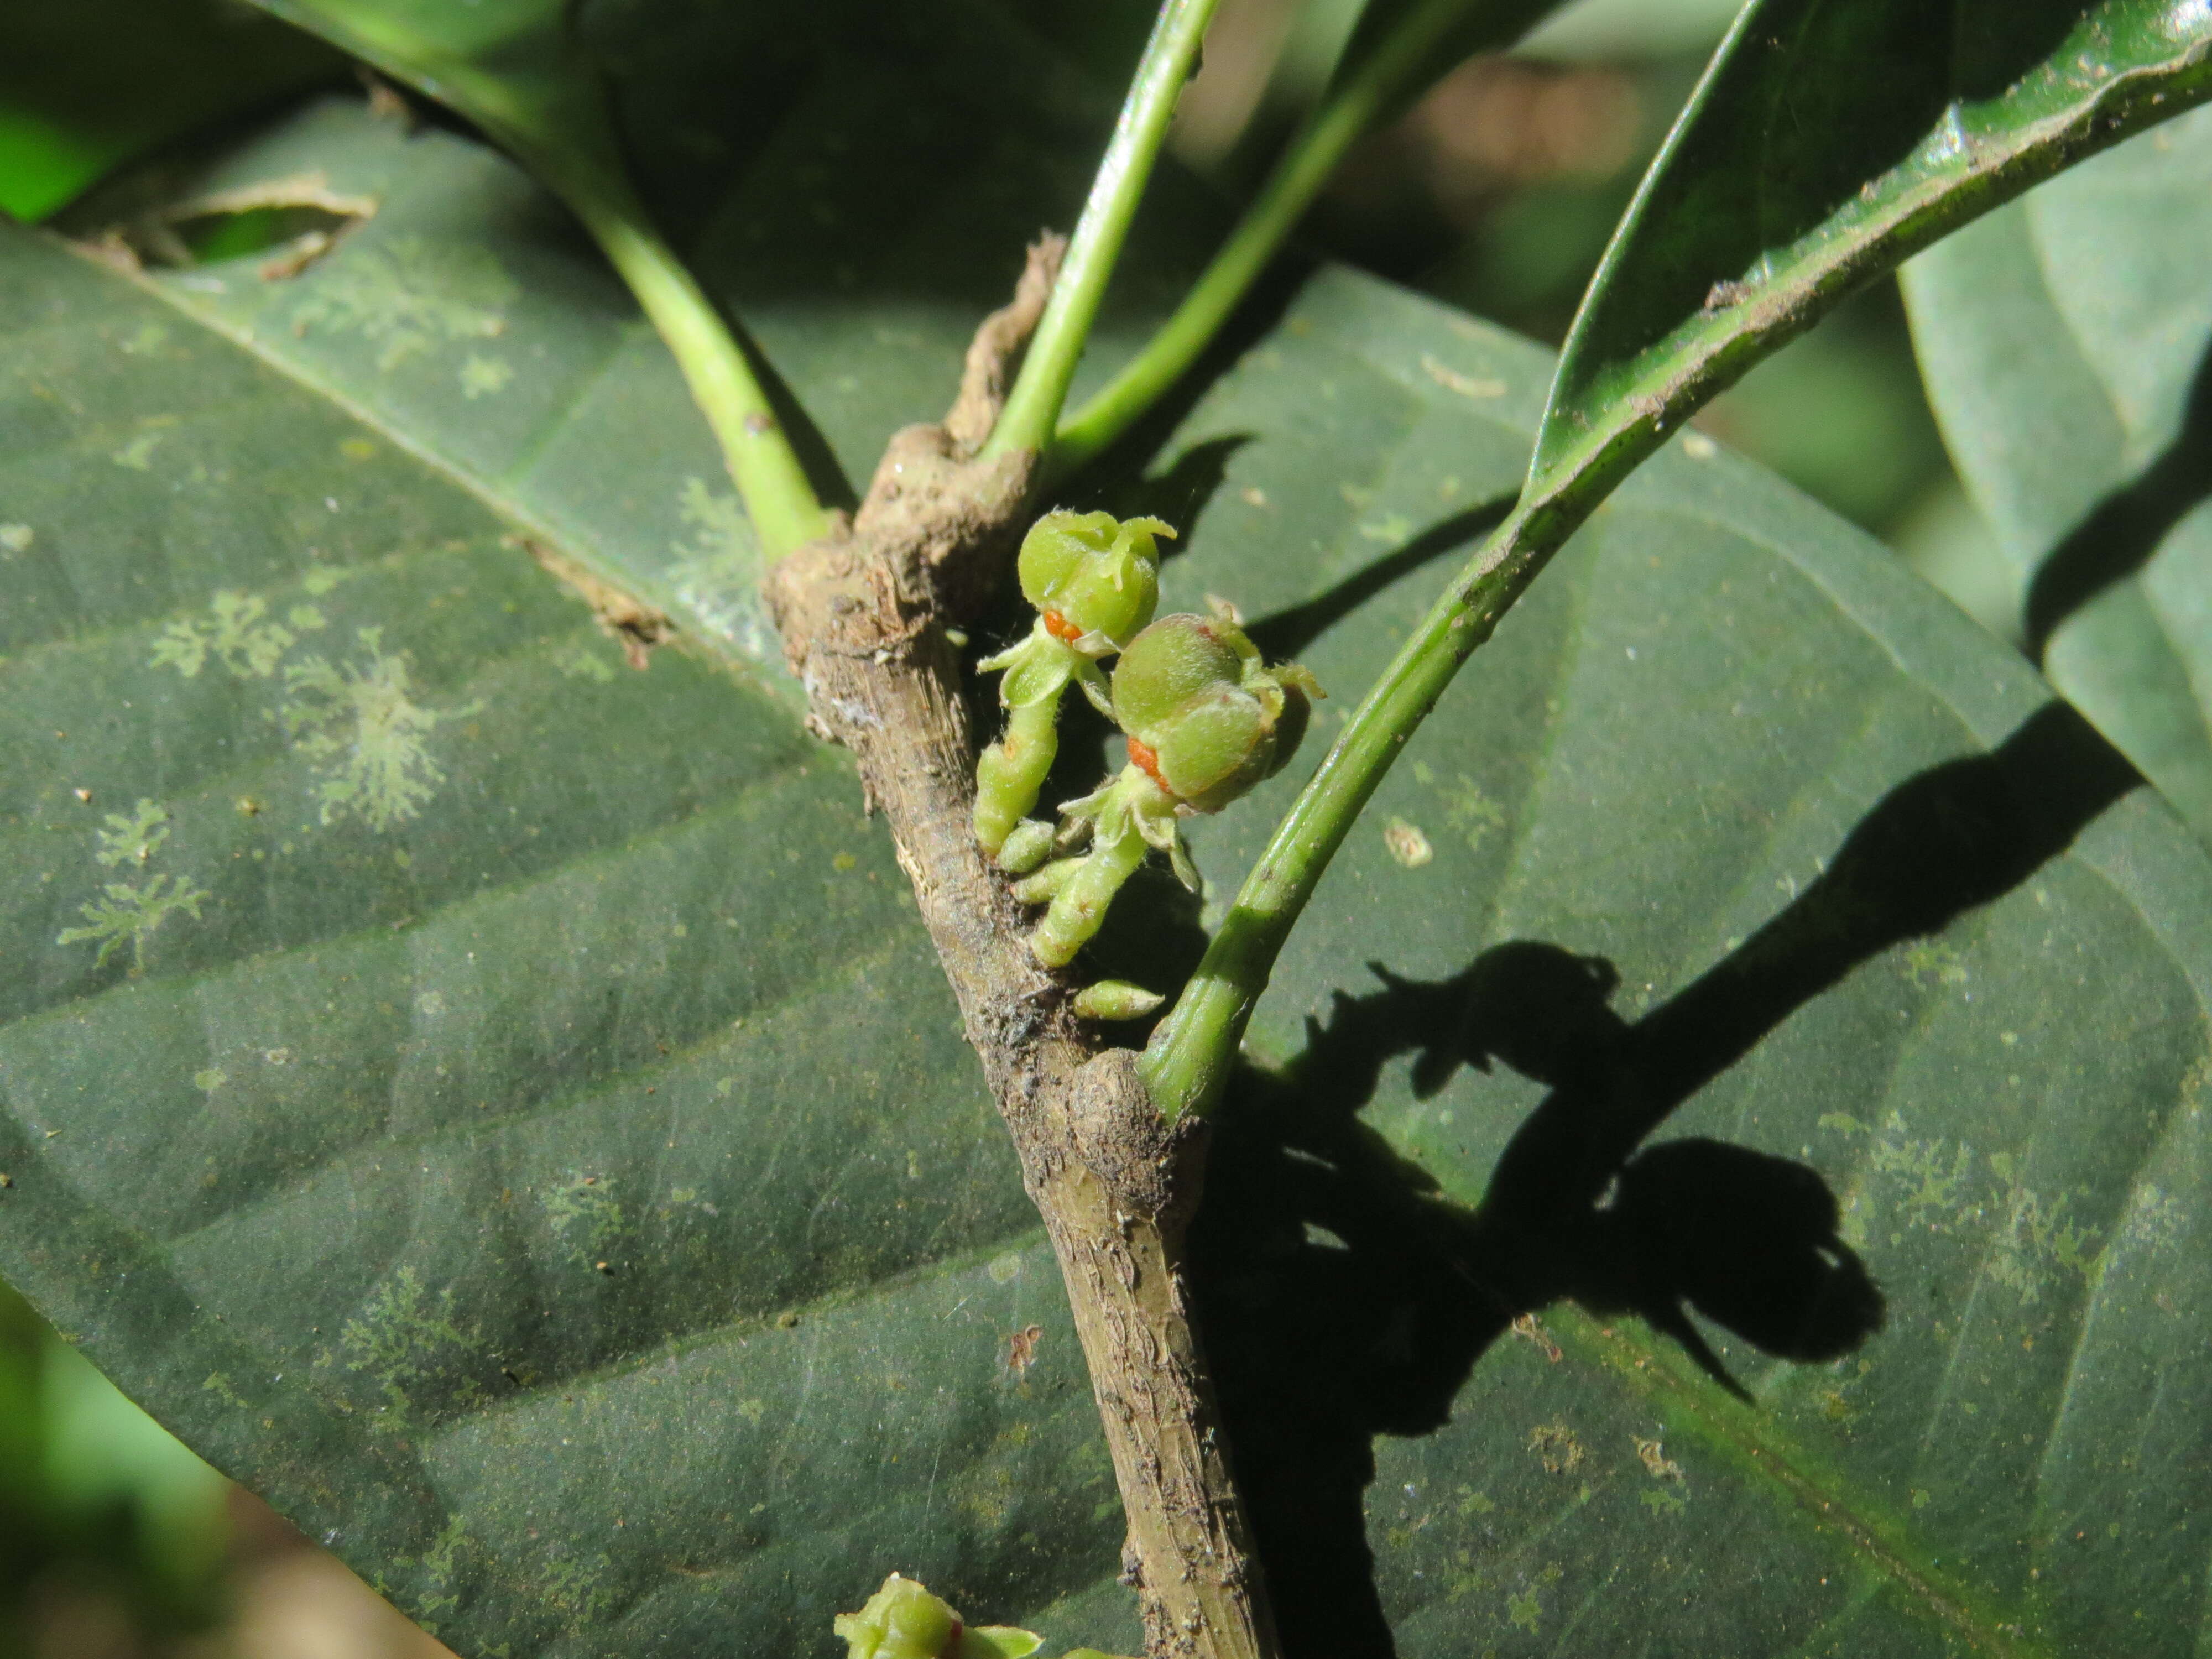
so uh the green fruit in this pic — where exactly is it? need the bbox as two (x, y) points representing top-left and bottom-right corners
(1015, 510), (1169, 650)
(1111, 612), (1317, 812)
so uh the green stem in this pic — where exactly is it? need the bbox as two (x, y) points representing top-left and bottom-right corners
(233, 6), (835, 562)
(1139, 0), (2212, 1123)
(982, 0), (1226, 461)
(567, 189), (834, 561)
(1141, 485), (1579, 1122)
(1051, 0), (1560, 475)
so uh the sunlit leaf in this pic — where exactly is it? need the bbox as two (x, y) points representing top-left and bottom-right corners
(1903, 102), (2212, 842)
(8, 9), (2212, 1659)
(1532, 0), (2212, 509)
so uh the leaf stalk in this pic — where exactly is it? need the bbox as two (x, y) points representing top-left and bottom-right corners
(983, 0), (1227, 461)
(567, 191), (835, 561)
(1052, 0), (1559, 475)
(1141, 24), (2212, 1123)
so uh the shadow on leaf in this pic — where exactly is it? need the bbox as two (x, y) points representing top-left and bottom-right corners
(1191, 698), (2140, 1659)
(2022, 334), (2212, 663)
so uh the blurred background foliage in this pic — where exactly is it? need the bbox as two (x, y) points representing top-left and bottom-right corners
(0, 0), (2013, 1651)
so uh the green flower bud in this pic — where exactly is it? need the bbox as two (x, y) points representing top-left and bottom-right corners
(997, 818), (1057, 874)
(1110, 611), (1321, 813)
(833, 1574), (1041, 1659)
(1020, 763), (1191, 967)
(1072, 980), (1166, 1021)
(1016, 510), (1170, 651)
(833, 1574), (956, 1659)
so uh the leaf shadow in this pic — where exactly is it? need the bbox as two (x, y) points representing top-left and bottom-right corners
(1190, 698), (2141, 1659)
(1069, 434), (1255, 552)
(1245, 495), (1515, 663)
(2021, 333), (2212, 664)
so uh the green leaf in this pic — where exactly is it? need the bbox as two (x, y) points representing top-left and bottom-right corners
(239, 0), (615, 195)
(1166, 284), (2212, 1656)
(1902, 103), (2212, 843)
(10, 21), (2212, 1659)
(0, 0), (343, 223)
(1532, 0), (2212, 509)
(239, 0), (845, 557)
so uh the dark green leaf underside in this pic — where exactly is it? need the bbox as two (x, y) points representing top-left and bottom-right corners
(6, 20), (2212, 1659)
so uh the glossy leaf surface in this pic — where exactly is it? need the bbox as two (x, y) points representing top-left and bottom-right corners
(1903, 103), (2212, 843)
(6, 13), (2212, 1659)
(1530, 0), (2212, 511)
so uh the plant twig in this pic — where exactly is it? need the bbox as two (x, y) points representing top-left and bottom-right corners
(983, 0), (1227, 461)
(1142, 492), (1562, 1121)
(1052, 0), (1559, 476)
(765, 239), (1280, 1659)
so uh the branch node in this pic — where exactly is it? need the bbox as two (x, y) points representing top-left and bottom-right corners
(947, 233), (1068, 453)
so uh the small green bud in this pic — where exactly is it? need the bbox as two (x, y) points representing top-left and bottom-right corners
(833, 1574), (956, 1659)
(1017, 510), (1170, 651)
(833, 1574), (1041, 1659)
(1073, 980), (1166, 1021)
(1021, 766), (1185, 967)
(1110, 611), (1320, 813)
(973, 693), (1065, 855)
(997, 818), (1057, 874)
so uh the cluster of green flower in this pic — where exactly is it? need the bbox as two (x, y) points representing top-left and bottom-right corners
(973, 510), (1318, 994)
(834, 1572), (1123, 1659)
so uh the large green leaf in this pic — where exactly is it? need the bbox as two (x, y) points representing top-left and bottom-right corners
(1531, 0), (2212, 506)
(1902, 103), (2212, 843)
(8, 14), (2212, 1659)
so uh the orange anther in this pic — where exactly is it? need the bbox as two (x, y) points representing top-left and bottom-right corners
(1127, 735), (1168, 793)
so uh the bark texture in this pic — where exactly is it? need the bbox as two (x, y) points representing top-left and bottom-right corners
(761, 241), (1277, 1659)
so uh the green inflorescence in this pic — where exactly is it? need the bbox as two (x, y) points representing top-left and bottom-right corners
(1011, 599), (1317, 970)
(833, 1573), (1044, 1659)
(972, 510), (1169, 859)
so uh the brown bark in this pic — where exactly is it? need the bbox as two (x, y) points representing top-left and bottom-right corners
(762, 241), (1277, 1659)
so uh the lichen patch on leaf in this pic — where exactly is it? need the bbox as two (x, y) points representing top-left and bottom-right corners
(459, 354), (513, 398)
(542, 1172), (627, 1269)
(1383, 816), (1433, 868)
(273, 627), (480, 831)
(92, 799), (171, 867)
(56, 796), (208, 969)
(291, 233), (516, 371)
(1827, 1112), (2109, 1305)
(336, 1266), (483, 1429)
(57, 874), (210, 969)
(665, 477), (770, 662)
(1633, 1436), (1683, 1481)
(1527, 1418), (1585, 1475)
(1412, 760), (1506, 851)
(152, 589), (320, 679)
